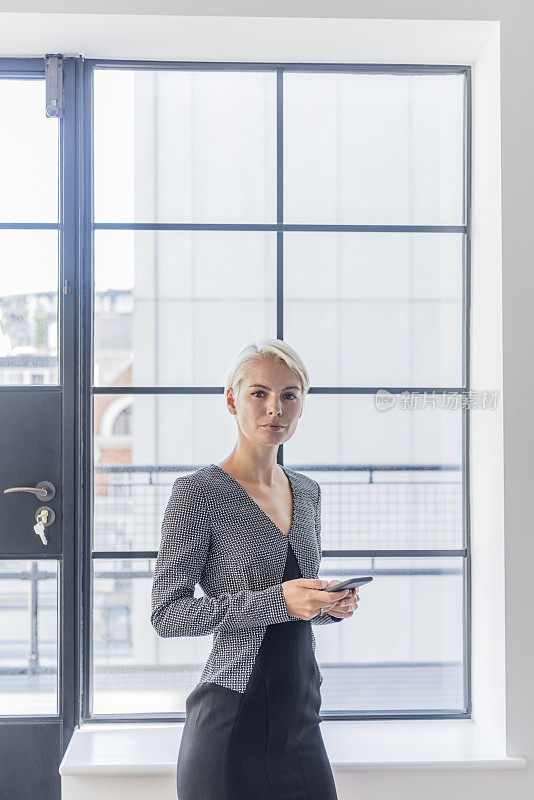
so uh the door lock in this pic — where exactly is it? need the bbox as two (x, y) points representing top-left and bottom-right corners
(33, 506), (56, 546)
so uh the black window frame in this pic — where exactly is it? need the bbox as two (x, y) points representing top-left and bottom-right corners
(76, 58), (471, 724)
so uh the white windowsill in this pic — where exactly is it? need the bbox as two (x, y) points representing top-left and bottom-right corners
(59, 719), (526, 776)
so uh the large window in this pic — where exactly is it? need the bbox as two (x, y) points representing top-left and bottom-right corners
(89, 62), (470, 719)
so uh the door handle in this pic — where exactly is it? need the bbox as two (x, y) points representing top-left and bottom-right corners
(3, 481), (56, 501)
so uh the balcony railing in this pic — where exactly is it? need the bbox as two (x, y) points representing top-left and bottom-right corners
(1, 463), (464, 679)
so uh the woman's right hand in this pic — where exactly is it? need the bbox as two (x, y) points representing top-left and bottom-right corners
(281, 578), (350, 620)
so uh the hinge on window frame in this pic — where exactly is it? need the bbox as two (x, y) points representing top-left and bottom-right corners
(45, 54), (64, 118)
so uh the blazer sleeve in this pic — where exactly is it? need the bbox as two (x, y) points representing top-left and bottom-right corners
(309, 481), (343, 625)
(151, 475), (298, 637)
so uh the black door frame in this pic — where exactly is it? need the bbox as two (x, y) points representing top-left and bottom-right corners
(0, 55), (82, 798)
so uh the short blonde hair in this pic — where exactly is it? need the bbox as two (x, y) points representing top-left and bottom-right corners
(224, 338), (310, 408)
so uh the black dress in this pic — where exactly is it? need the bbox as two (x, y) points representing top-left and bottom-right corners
(177, 540), (338, 800)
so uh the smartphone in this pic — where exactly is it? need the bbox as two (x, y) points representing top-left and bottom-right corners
(323, 576), (373, 592)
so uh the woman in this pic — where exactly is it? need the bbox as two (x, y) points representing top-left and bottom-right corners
(151, 338), (359, 800)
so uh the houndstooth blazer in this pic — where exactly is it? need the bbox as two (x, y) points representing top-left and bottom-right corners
(150, 463), (341, 693)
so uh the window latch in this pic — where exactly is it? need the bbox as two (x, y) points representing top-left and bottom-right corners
(45, 54), (64, 118)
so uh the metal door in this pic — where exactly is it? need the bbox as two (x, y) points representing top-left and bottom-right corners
(0, 56), (79, 799)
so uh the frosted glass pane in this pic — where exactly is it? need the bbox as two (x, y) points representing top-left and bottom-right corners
(284, 72), (464, 225)
(286, 393), (462, 476)
(94, 69), (277, 223)
(315, 556), (465, 711)
(284, 232), (463, 387)
(92, 394), (240, 551)
(92, 558), (216, 714)
(93, 230), (276, 387)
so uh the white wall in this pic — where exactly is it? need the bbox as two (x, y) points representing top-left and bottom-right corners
(2, 2), (533, 799)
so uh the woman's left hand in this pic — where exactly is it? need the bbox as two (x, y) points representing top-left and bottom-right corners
(320, 584), (359, 618)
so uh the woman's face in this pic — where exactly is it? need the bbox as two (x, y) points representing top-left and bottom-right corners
(228, 358), (304, 448)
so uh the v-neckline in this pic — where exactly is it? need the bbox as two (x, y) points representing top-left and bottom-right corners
(211, 463), (296, 540)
